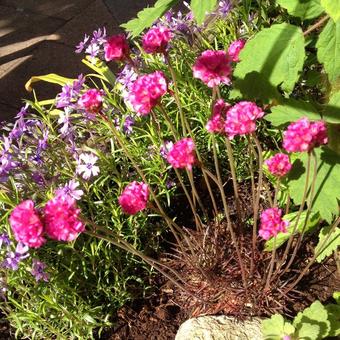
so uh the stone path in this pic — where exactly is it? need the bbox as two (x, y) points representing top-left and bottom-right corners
(0, 0), (154, 122)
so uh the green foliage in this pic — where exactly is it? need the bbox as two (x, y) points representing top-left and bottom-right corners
(320, 0), (340, 21)
(287, 147), (340, 223)
(121, 0), (179, 37)
(316, 18), (340, 83)
(263, 299), (340, 340)
(315, 225), (340, 262)
(234, 23), (305, 94)
(264, 211), (320, 251)
(25, 74), (75, 92)
(190, 0), (218, 25)
(276, 0), (324, 20)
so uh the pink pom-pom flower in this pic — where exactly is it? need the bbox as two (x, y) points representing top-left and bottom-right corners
(44, 193), (85, 242)
(104, 34), (129, 61)
(193, 50), (232, 88)
(167, 138), (196, 170)
(206, 99), (230, 133)
(225, 101), (264, 139)
(265, 153), (292, 177)
(228, 39), (246, 62)
(118, 181), (149, 215)
(78, 89), (104, 114)
(142, 26), (172, 54)
(128, 71), (167, 115)
(283, 118), (328, 153)
(9, 200), (45, 248)
(259, 208), (289, 240)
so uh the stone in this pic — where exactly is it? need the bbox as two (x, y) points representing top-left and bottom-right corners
(175, 316), (263, 340)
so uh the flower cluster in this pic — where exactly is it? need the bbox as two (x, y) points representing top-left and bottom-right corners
(119, 181), (149, 215)
(78, 88), (104, 116)
(142, 26), (172, 54)
(75, 27), (107, 59)
(9, 200), (46, 248)
(225, 101), (264, 139)
(31, 259), (49, 282)
(206, 99), (230, 133)
(76, 153), (100, 180)
(104, 34), (129, 61)
(167, 138), (196, 170)
(2, 242), (29, 271)
(56, 75), (85, 109)
(283, 117), (328, 153)
(44, 193), (85, 242)
(128, 71), (167, 115)
(193, 50), (232, 87)
(228, 39), (245, 62)
(259, 208), (289, 240)
(265, 153), (292, 177)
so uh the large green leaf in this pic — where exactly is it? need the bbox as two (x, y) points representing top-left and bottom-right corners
(262, 314), (295, 340)
(234, 23), (305, 93)
(121, 0), (179, 37)
(293, 301), (331, 339)
(265, 99), (321, 126)
(325, 304), (340, 336)
(276, 0), (324, 20)
(190, 0), (217, 25)
(316, 19), (340, 83)
(265, 211), (320, 251)
(320, 0), (340, 21)
(287, 147), (340, 223)
(315, 225), (340, 262)
(322, 92), (340, 123)
(25, 74), (74, 92)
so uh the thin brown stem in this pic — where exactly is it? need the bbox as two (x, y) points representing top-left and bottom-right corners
(265, 237), (277, 290)
(303, 15), (329, 36)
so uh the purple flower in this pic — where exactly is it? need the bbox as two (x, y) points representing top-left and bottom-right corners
(56, 75), (85, 109)
(58, 111), (72, 136)
(76, 153), (100, 180)
(123, 116), (135, 135)
(0, 233), (11, 249)
(31, 259), (49, 282)
(117, 64), (138, 89)
(38, 130), (49, 152)
(32, 172), (45, 186)
(15, 105), (29, 119)
(75, 34), (90, 53)
(160, 141), (174, 159)
(56, 179), (84, 200)
(91, 27), (107, 45)
(2, 243), (29, 271)
(218, 1), (232, 16)
(86, 43), (100, 59)
(166, 179), (176, 188)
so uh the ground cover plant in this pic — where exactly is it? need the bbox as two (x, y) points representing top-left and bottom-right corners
(0, 0), (339, 338)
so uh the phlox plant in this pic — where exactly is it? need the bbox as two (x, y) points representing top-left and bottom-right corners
(0, 0), (340, 338)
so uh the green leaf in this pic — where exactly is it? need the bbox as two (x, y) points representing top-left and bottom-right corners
(190, 0), (217, 25)
(320, 0), (340, 21)
(265, 99), (321, 126)
(315, 225), (340, 262)
(322, 92), (340, 123)
(25, 74), (74, 92)
(333, 291), (340, 304)
(121, 0), (179, 37)
(276, 0), (324, 20)
(234, 23), (305, 93)
(293, 301), (331, 339)
(82, 56), (116, 85)
(262, 314), (295, 340)
(265, 211), (320, 251)
(325, 304), (340, 336)
(287, 147), (340, 223)
(316, 19), (340, 83)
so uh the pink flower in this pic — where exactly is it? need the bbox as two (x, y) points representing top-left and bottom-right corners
(9, 200), (45, 248)
(283, 118), (328, 153)
(142, 26), (172, 54)
(259, 208), (289, 240)
(265, 153), (292, 177)
(193, 50), (232, 87)
(118, 181), (149, 215)
(104, 34), (129, 61)
(228, 39), (246, 62)
(206, 99), (230, 133)
(225, 101), (264, 139)
(78, 89), (103, 114)
(167, 138), (196, 170)
(128, 71), (167, 115)
(44, 193), (85, 242)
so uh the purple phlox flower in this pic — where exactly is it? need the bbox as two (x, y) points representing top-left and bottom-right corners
(0, 233), (11, 249)
(15, 105), (29, 119)
(76, 153), (100, 180)
(164, 10), (174, 22)
(0, 153), (17, 175)
(91, 27), (107, 45)
(218, 1), (232, 16)
(2, 242), (29, 271)
(160, 141), (174, 159)
(166, 179), (176, 188)
(32, 171), (45, 186)
(56, 84), (73, 108)
(31, 259), (49, 282)
(282, 336), (291, 340)
(1, 136), (11, 154)
(73, 74), (85, 93)
(85, 43), (100, 59)
(9, 127), (23, 140)
(38, 130), (49, 152)
(117, 64), (138, 90)
(75, 34), (90, 53)
(123, 116), (135, 135)
(56, 179), (84, 200)
(58, 110), (72, 136)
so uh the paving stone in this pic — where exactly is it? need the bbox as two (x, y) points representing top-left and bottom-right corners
(56, 0), (119, 48)
(0, 102), (20, 123)
(0, 0), (93, 21)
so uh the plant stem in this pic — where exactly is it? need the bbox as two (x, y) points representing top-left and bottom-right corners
(303, 15), (329, 36)
(157, 104), (179, 140)
(265, 236), (277, 290)
(273, 179), (281, 207)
